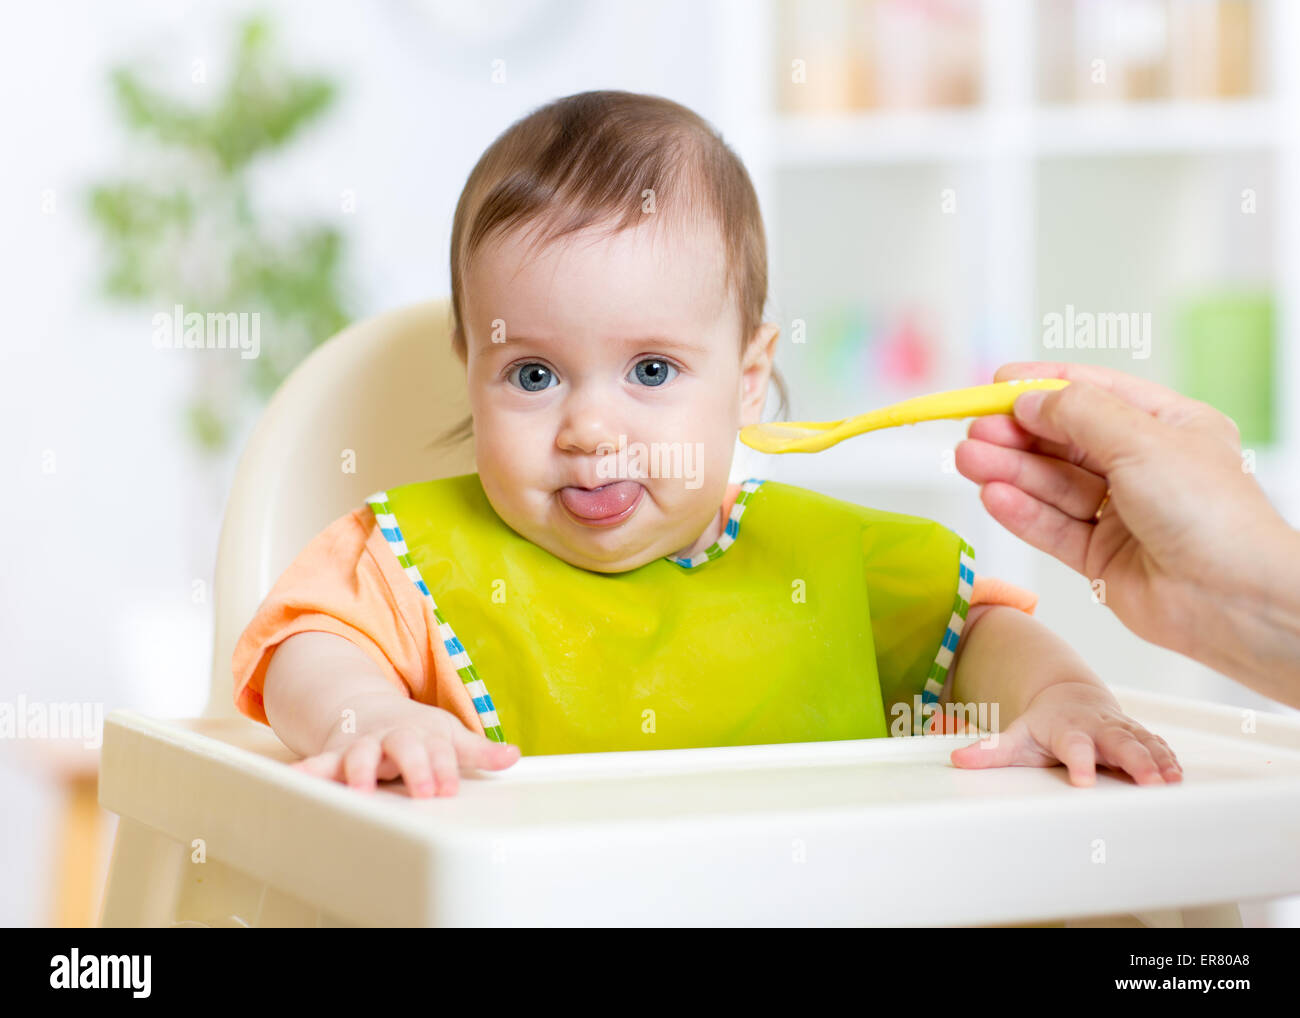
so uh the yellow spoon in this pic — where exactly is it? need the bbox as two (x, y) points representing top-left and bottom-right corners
(739, 378), (1070, 454)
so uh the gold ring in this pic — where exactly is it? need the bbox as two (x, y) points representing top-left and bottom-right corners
(1092, 488), (1112, 522)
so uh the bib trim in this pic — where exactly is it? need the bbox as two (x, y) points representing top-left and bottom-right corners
(916, 540), (976, 736)
(665, 477), (766, 568)
(365, 490), (507, 743)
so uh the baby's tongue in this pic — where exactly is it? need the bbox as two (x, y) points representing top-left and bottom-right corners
(559, 480), (642, 520)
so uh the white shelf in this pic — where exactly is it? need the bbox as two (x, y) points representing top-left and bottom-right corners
(770, 99), (1281, 167)
(1033, 99), (1281, 156)
(772, 108), (986, 165)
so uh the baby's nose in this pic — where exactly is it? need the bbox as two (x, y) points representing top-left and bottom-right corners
(555, 395), (622, 455)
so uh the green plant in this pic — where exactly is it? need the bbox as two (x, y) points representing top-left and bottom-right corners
(87, 14), (352, 454)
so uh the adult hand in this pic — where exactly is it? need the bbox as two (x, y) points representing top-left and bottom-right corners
(954, 361), (1300, 708)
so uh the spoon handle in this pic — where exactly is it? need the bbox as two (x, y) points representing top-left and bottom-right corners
(740, 378), (1070, 453)
(846, 378), (1070, 433)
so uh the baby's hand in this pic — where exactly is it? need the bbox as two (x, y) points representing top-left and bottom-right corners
(290, 691), (520, 798)
(947, 681), (1183, 787)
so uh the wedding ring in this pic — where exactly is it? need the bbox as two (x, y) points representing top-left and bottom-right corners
(1092, 488), (1112, 522)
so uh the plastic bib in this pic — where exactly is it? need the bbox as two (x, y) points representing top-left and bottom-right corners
(367, 473), (971, 755)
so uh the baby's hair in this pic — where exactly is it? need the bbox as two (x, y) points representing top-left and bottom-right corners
(432, 88), (789, 449)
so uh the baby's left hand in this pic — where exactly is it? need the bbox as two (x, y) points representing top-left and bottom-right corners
(947, 681), (1183, 787)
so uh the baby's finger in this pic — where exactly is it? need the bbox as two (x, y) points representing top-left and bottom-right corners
(427, 736), (461, 797)
(450, 725), (522, 770)
(1050, 730), (1097, 787)
(1097, 729), (1167, 786)
(343, 735), (382, 792)
(382, 728), (435, 798)
(1146, 734), (1184, 782)
(291, 752), (342, 780)
(949, 720), (1029, 768)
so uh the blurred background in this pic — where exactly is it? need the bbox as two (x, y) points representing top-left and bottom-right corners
(2, 0), (1297, 927)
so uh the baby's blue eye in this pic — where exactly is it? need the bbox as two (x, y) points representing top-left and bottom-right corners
(509, 362), (556, 392)
(630, 358), (677, 387)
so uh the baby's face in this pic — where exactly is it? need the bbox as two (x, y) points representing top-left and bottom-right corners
(459, 215), (773, 572)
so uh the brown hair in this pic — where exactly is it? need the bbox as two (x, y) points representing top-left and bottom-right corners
(434, 88), (788, 447)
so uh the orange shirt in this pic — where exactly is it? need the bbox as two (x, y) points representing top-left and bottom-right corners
(231, 481), (1037, 735)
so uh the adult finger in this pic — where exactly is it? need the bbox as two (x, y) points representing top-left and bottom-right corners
(966, 414), (1080, 464)
(955, 439), (1109, 521)
(1000, 361), (1242, 452)
(994, 361), (1192, 417)
(1011, 382), (1163, 477)
(979, 481), (1093, 575)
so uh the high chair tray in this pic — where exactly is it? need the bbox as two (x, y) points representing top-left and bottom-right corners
(98, 685), (1300, 927)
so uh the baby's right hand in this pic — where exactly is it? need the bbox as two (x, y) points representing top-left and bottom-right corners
(290, 691), (520, 797)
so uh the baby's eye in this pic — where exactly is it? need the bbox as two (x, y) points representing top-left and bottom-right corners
(508, 362), (557, 392)
(629, 358), (678, 387)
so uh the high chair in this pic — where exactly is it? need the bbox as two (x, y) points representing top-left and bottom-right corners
(97, 299), (1300, 927)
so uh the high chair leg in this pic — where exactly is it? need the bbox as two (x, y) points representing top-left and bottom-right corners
(99, 816), (356, 927)
(98, 818), (188, 927)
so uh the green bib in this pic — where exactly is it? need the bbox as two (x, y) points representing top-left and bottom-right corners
(366, 473), (973, 755)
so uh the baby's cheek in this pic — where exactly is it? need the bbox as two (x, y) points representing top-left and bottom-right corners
(478, 419), (541, 469)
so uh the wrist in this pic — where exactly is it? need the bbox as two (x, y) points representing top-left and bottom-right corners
(1023, 675), (1118, 714)
(1187, 522), (1300, 704)
(312, 685), (408, 750)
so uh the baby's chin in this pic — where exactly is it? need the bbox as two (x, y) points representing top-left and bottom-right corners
(507, 499), (679, 573)
(527, 528), (667, 574)
(486, 481), (716, 573)
(544, 510), (676, 573)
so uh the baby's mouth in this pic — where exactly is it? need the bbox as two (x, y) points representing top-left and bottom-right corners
(558, 480), (644, 526)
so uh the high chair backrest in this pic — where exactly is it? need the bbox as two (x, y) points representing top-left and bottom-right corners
(205, 299), (476, 719)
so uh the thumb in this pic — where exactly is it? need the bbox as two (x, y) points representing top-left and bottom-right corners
(950, 725), (1025, 769)
(452, 726), (521, 769)
(1013, 381), (1159, 477)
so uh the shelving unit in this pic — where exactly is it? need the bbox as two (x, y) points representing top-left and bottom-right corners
(715, 0), (1300, 573)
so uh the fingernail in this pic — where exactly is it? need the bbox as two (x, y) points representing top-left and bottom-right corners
(1013, 390), (1047, 421)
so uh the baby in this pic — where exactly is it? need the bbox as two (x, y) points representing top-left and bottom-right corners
(232, 90), (1182, 798)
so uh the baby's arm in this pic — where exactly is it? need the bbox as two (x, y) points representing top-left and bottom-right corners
(943, 605), (1182, 787)
(264, 631), (518, 797)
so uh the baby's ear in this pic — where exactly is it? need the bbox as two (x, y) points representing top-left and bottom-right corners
(741, 322), (780, 374)
(739, 322), (781, 423)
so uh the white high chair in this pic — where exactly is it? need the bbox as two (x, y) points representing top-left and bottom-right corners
(97, 299), (1300, 927)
